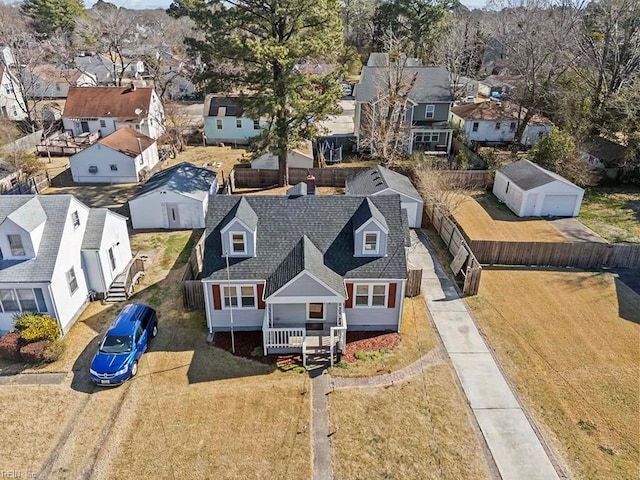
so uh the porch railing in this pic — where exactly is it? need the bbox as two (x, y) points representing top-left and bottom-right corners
(262, 310), (307, 361)
(330, 312), (347, 367)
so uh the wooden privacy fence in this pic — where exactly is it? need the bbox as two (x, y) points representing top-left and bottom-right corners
(469, 240), (640, 269)
(1, 173), (50, 195)
(232, 166), (368, 188)
(405, 269), (422, 297)
(422, 197), (482, 296)
(182, 231), (207, 310)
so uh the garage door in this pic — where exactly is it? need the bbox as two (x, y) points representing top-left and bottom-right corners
(541, 194), (577, 217)
(401, 201), (420, 228)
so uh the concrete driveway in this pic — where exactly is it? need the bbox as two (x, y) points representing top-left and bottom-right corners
(408, 230), (562, 480)
(547, 217), (607, 243)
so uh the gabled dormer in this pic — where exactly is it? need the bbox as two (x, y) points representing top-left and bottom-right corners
(0, 197), (47, 260)
(220, 197), (258, 258)
(352, 198), (389, 257)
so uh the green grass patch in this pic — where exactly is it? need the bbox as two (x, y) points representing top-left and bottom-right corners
(354, 349), (389, 361)
(579, 187), (640, 243)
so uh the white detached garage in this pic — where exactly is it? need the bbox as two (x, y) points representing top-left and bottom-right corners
(128, 162), (218, 229)
(345, 165), (424, 228)
(493, 160), (584, 217)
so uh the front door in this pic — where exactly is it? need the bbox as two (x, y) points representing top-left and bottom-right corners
(80, 121), (90, 133)
(306, 303), (324, 330)
(166, 204), (180, 228)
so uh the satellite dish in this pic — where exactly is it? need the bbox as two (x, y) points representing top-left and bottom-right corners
(134, 108), (143, 115)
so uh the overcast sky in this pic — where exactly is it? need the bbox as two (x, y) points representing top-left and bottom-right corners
(82, 0), (489, 11)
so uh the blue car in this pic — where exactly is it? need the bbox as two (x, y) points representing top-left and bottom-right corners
(89, 304), (158, 386)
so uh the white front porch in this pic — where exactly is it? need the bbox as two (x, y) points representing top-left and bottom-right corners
(262, 301), (347, 367)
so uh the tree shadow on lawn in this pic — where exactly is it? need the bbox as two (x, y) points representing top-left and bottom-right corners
(69, 229), (276, 393)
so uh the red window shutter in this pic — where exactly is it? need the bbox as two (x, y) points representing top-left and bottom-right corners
(257, 284), (265, 309)
(388, 283), (397, 308)
(212, 284), (222, 310)
(345, 283), (353, 308)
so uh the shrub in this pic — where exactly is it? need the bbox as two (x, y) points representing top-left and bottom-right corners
(14, 313), (60, 343)
(19, 340), (53, 363)
(455, 151), (469, 170)
(44, 341), (65, 363)
(0, 332), (23, 360)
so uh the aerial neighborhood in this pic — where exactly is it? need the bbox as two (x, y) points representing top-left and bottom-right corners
(0, 0), (637, 479)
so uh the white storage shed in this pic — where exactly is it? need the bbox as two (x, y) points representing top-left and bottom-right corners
(128, 163), (218, 229)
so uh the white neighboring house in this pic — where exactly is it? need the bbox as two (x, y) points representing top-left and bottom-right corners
(128, 162), (218, 230)
(25, 65), (97, 99)
(251, 143), (314, 170)
(450, 101), (553, 146)
(345, 165), (424, 228)
(0, 65), (27, 121)
(493, 159), (584, 217)
(62, 85), (165, 140)
(0, 195), (132, 334)
(69, 128), (159, 184)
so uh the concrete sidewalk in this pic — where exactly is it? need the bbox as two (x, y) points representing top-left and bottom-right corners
(408, 230), (561, 480)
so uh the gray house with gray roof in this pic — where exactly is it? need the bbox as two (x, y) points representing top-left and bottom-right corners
(201, 193), (409, 364)
(0, 195), (132, 334)
(354, 54), (454, 155)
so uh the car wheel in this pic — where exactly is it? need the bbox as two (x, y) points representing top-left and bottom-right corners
(152, 325), (158, 338)
(131, 361), (138, 377)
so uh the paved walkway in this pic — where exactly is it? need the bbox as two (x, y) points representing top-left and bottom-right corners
(311, 369), (333, 480)
(408, 230), (562, 480)
(331, 347), (445, 389)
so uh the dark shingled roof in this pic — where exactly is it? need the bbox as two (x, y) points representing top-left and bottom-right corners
(346, 165), (422, 201)
(204, 95), (245, 117)
(498, 160), (579, 191)
(265, 236), (345, 297)
(232, 197), (258, 230)
(0, 195), (73, 282)
(130, 162), (217, 202)
(352, 198), (388, 232)
(202, 195), (407, 284)
(63, 86), (154, 120)
(587, 137), (629, 165)
(355, 66), (452, 104)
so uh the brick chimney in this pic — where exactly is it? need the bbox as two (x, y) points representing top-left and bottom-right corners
(305, 173), (316, 195)
(129, 82), (136, 92)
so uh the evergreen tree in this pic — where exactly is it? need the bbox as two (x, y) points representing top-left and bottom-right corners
(168, 0), (344, 186)
(21, 0), (86, 35)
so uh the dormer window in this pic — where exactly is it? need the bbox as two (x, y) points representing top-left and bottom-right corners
(363, 232), (379, 254)
(7, 235), (25, 256)
(231, 232), (247, 254)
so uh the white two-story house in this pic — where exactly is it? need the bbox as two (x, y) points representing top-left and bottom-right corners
(0, 65), (27, 121)
(0, 195), (132, 334)
(62, 85), (165, 140)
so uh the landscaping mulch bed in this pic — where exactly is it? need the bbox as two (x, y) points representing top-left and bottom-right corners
(212, 332), (302, 368)
(341, 332), (402, 363)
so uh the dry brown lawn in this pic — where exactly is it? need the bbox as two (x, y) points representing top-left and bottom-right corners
(330, 296), (438, 377)
(453, 192), (568, 242)
(163, 145), (247, 183)
(466, 269), (640, 480)
(329, 364), (490, 480)
(0, 229), (312, 479)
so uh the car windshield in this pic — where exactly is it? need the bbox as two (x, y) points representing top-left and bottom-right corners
(100, 335), (133, 354)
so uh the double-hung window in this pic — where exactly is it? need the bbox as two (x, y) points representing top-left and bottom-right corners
(0, 288), (47, 313)
(253, 119), (260, 130)
(236, 119), (242, 128)
(71, 210), (80, 228)
(363, 232), (379, 254)
(66, 267), (78, 295)
(495, 122), (501, 130)
(216, 119), (223, 129)
(223, 285), (256, 309)
(230, 232), (247, 254)
(425, 104), (435, 119)
(354, 284), (387, 307)
(472, 122), (479, 132)
(7, 235), (25, 256)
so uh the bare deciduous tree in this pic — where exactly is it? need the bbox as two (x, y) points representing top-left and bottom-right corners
(415, 156), (475, 217)
(359, 32), (418, 163)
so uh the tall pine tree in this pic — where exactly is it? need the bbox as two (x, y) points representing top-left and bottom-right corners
(169, 0), (344, 185)
(21, 0), (86, 35)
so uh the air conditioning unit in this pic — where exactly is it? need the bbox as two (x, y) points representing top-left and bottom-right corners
(88, 165), (98, 174)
